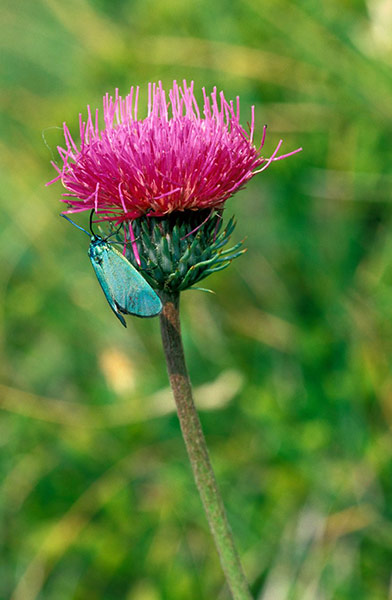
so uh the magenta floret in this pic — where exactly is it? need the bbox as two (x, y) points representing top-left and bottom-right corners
(48, 80), (301, 222)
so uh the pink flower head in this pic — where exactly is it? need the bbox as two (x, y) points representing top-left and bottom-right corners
(48, 80), (301, 223)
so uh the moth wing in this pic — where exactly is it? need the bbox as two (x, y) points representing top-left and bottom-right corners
(99, 246), (162, 318)
(89, 251), (127, 327)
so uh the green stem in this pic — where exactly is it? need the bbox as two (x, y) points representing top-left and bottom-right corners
(159, 290), (253, 600)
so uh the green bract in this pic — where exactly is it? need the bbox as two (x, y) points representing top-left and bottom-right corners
(123, 211), (246, 292)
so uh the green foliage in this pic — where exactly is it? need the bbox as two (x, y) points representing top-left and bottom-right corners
(2, 0), (392, 598)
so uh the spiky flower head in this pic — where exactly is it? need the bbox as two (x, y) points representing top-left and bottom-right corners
(48, 81), (301, 291)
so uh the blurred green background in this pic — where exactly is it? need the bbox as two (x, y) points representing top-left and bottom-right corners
(2, 0), (392, 598)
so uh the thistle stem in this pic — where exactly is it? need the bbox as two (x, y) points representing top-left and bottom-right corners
(159, 291), (253, 600)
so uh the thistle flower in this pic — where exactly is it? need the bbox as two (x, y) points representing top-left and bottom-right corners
(49, 81), (301, 290)
(49, 83), (302, 598)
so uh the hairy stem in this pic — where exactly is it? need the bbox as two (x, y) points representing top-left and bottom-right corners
(159, 290), (253, 600)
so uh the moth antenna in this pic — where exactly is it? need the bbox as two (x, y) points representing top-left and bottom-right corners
(61, 214), (90, 236)
(89, 209), (96, 236)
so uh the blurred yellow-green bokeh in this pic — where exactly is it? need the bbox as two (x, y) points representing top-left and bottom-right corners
(2, 0), (392, 598)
